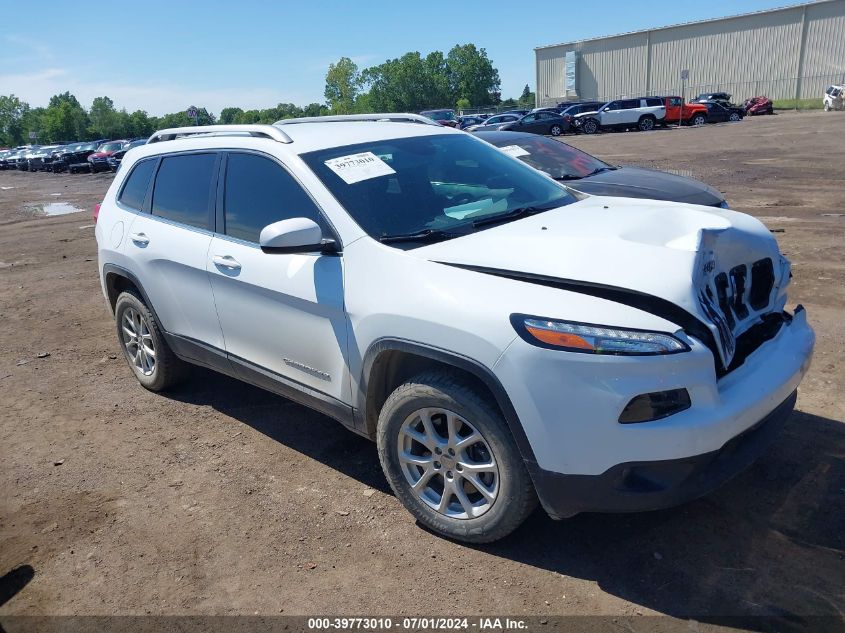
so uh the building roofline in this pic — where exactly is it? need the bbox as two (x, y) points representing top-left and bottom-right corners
(534, 0), (834, 51)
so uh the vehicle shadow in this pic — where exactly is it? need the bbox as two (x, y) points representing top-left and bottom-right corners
(0, 565), (34, 607)
(169, 369), (844, 627)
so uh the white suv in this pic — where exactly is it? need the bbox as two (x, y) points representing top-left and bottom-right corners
(574, 97), (667, 134)
(96, 116), (814, 543)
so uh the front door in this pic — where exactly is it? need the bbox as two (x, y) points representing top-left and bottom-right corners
(206, 151), (350, 404)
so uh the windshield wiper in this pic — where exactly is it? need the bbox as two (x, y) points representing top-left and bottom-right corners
(553, 174), (583, 181)
(583, 166), (615, 177)
(379, 227), (473, 244)
(471, 203), (560, 229)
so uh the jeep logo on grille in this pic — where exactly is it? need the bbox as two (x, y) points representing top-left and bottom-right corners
(703, 260), (716, 274)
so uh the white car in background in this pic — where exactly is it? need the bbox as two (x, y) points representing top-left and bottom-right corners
(573, 97), (667, 134)
(95, 115), (814, 543)
(823, 84), (844, 111)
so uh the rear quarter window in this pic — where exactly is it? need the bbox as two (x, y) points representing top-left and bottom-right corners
(117, 159), (156, 210)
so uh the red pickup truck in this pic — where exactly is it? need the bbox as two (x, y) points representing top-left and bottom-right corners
(662, 96), (708, 126)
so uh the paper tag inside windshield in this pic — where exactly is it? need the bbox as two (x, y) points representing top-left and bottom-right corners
(499, 145), (530, 158)
(325, 152), (396, 184)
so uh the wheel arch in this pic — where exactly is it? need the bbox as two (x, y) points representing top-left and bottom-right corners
(102, 264), (163, 326)
(358, 339), (537, 464)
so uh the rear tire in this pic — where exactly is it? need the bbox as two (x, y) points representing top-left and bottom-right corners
(638, 115), (655, 131)
(549, 124), (563, 136)
(114, 289), (185, 392)
(377, 371), (537, 543)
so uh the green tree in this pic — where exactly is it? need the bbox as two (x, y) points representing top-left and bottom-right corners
(89, 96), (123, 138)
(39, 93), (88, 141)
(456, 97), (471, 111)
(446, 44), (500, 107)
(0, 94), (29, 146)
(517, 84), (535, 108)
(219, 107), (243, 124)
(325, 57), (360, 114)
(127, 110), (154, 138)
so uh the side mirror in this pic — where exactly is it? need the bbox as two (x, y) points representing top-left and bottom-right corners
(259, 217), (337, 255)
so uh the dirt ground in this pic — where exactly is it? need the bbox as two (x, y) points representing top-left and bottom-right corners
(1, 111), (843, 628)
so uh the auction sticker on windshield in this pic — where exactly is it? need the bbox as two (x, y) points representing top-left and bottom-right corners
(499, 145), (530, 158)
(325, 152), (396, 184)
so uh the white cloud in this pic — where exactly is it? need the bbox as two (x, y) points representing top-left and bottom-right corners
(0, 68), (317, 116)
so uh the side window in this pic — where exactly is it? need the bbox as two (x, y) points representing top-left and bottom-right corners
(645, 97), (663, 107)
(151, 153), (217, 230)
(522, 114), (537, 122)
(605, 102), (619, 111)
(223, 153), (324, 243)
(117, 159), (156, 210)
(621, 99), (639, 109)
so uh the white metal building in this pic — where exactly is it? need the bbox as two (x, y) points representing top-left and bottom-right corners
(535, 0), (845, 106)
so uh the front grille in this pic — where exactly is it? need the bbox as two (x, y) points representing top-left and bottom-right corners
(699, 257), (777, 372)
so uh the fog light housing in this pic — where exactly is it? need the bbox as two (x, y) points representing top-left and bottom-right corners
(618, 389), (691, 424)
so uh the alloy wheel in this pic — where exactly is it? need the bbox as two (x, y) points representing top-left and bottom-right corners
(121, 307), (156, 376)
(398, 407), (500, 519)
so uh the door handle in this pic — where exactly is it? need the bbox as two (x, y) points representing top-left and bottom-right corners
(213, 255), (241, 270)
(129, 232), (149, 246)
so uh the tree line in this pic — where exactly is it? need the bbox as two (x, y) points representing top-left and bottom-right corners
(0, 43), (535, 146)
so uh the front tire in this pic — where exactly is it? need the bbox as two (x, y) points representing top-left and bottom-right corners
(729, 112), (741, 122)
(377, 371), (537, 543)
(114, 290), (185, 391)
(691, 113), (707, 126)
(582, 118), (599, 134)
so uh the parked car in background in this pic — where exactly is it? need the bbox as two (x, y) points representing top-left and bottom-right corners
(27, 144), (67, 171)
(1, 148), (27, 170)
(701, 101), (745, 123)
(474, 130), (728, 207)
(88, 140), (128, 173)
(465, 112), (523, 132)
(661, 96), (708, 125)
(107, 139), (147, 171)
(744, 96), (774, 115)
(823, 84), (844, 111)
(17, 146), (45, 171)
(558, 101), (605, 121)
(51, 141), (104, 173)
(420, 109), (458, 127)
(573, 97), (666, 134)
(691, 92), (732, 105)
(457, 115), (486, 130)
(499, 110), (570, 136)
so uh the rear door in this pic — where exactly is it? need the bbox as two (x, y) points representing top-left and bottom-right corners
(206, 151), (349, 403)
(124, 152), (225, 351)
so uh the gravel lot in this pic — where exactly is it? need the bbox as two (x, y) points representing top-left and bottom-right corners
(1, 111), (843, 628)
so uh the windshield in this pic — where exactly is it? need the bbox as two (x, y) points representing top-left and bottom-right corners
(98, 142), (124, 153)
(487, 135), (611, 179)
(301, 134), (576, 245)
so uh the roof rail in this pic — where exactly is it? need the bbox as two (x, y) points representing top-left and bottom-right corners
(147, 124), (293, 144)
(274, 113), (440, 127)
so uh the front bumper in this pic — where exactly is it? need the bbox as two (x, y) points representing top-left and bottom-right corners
(531, 390), (796, 518)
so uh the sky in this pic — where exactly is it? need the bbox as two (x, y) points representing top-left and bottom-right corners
(1, 0), (795, 116)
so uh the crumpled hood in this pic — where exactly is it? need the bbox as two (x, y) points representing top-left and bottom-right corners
(413, 196), (789, 367)
(569, 166), (725, 207)
(89, 151), (115, 159)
